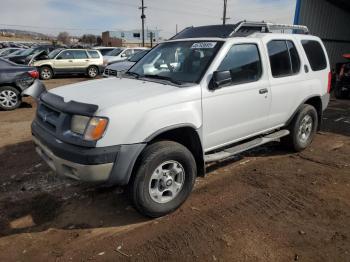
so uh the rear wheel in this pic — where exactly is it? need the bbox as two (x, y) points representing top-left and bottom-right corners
(40, 66), (53, 80)
(87, 66), (99, 78)
(0, 86), (21, 110)
(128, 141), (197, 218)
(282, 104), (318, 152)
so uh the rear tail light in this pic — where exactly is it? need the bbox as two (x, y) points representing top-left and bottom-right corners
(28, 70), (39, 79)
(327, 71), (332, 93)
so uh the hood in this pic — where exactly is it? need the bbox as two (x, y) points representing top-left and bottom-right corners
(106, 61), (135, 71)
(49, 77), (190, 111)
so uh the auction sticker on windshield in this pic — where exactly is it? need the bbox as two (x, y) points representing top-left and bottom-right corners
(191, 42), (217, 49)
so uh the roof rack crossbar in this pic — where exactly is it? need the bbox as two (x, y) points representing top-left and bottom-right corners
(230, 21), (309, 36)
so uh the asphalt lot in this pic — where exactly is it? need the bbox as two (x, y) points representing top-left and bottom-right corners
(0, 78), (349, 261)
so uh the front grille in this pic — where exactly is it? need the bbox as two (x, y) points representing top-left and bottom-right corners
(37, 102), (61, 132)
(104, 68), (118, 77)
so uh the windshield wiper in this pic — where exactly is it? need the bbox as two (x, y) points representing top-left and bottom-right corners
(125, 71), (140, 79)
(143, 74), (182, 85)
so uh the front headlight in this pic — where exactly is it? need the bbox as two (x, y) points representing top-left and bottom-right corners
(71, 115), (108, 141)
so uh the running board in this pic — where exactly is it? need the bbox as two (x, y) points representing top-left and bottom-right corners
(204, 130), (290, 163)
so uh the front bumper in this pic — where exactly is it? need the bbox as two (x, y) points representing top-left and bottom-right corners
(33, 136), (114, 182)
(32, 120), (146, 185)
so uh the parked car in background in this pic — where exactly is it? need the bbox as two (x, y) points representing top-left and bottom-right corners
(0, 58), (39, 110)
(0, 48), (24, 57)
(103, 47), (149, 66)
(93, 47), (117, 56)
(103, 49), (149, 77)
(333, 54), (350, 99)
(4, 45), (59, 65)
(31, 49), (103, 80)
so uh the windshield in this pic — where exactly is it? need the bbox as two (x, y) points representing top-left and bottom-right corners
(48, 49), (63, 59)
(106, 48), (123, 56)
(129, 50), (148, 62)
(8, 49), (24, 56)
(20, 48), (35, 56)
(128, 41), (223, 84)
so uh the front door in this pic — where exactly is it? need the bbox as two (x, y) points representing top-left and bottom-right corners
(202, 41), (271, 151)
(54, 50), (74, 73)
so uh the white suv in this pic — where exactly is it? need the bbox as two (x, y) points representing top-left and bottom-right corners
(25, 22), (330, 217)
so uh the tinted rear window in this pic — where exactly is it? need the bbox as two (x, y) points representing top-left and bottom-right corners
(301, 40), (327, 71)
(267, 40), (301, 77)
(267, 40), (292, 77)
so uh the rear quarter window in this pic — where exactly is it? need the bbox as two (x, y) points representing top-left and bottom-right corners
(87, 50), (101, 59)
(301, 40), (327, 71)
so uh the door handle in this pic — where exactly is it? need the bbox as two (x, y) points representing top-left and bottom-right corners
(85, 59), (90, 62)
(259, 88), (268, 94)
(68, 60), (73, 62)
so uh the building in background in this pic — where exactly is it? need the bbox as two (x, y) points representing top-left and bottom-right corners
(101, 31), (123, 47)
(294, 0), (350, 68)
(102, 29), (160, 47)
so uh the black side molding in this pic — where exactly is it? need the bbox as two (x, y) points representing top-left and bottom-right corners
(40, 92), (98, 117)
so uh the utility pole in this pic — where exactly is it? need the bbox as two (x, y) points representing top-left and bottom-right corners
(139, 0), (147, 47)
(222, 0), (230, 25)
(176, 24), (178, 34)
(150, 31), (153, 48)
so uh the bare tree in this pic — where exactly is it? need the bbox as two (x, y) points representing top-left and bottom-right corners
(80, 34), (97, 45)
(57, 32), (71, 45)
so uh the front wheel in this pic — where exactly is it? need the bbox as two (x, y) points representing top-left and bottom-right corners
(282, 104), (318, 152)
(0, 86), (21, 110)
(128, 141), (197, 218)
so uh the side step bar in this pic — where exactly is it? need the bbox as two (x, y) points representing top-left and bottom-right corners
(204, 129), (290, 163)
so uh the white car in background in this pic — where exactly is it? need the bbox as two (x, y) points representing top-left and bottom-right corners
(103, 47), (149, 66)
(92, 47), (117, 56)
(103, 49), (149, 77)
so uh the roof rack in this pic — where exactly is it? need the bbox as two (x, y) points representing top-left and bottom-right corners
(230, 21), (309, 36)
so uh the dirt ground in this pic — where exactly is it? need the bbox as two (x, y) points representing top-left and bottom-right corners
(0, 78), (349, 262)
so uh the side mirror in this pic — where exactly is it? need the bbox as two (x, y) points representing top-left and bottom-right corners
(121, 53), (126, 57)
(56, 56), (62, 60)
(210, 70), (231, 89)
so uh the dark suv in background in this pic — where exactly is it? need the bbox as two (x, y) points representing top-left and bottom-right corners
(4, 45), (60, 65)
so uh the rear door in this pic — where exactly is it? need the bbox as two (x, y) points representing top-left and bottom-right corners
(71, 50), (90, 72)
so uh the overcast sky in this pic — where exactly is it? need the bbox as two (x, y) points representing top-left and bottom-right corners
(0, 0), (297, 38)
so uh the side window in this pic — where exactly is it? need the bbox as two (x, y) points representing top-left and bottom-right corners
(57, 50), (74, 59)
(287, 41), (301, 73)
(72, 50), (88, 59)
(217, 44), (262, 85)
(267, 40), (300, 77)
(267, 41), (291, 77)
(87, 50), (100, 58)
(301, 40), (327, 71)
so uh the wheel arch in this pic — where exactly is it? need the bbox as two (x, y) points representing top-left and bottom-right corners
(140, 125), (205, 177)
(286, 95), (323, 130)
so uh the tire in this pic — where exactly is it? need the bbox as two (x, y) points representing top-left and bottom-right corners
(0, 86), (21, 110)
(334, 86), (349, 99)
(39, 66), (53, 80)
(87, 66), (99, 78)
(128, 141), (197, 218)
(282, 104), (318, 152)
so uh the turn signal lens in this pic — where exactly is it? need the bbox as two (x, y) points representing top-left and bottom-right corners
(84, 117), (108, 141)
